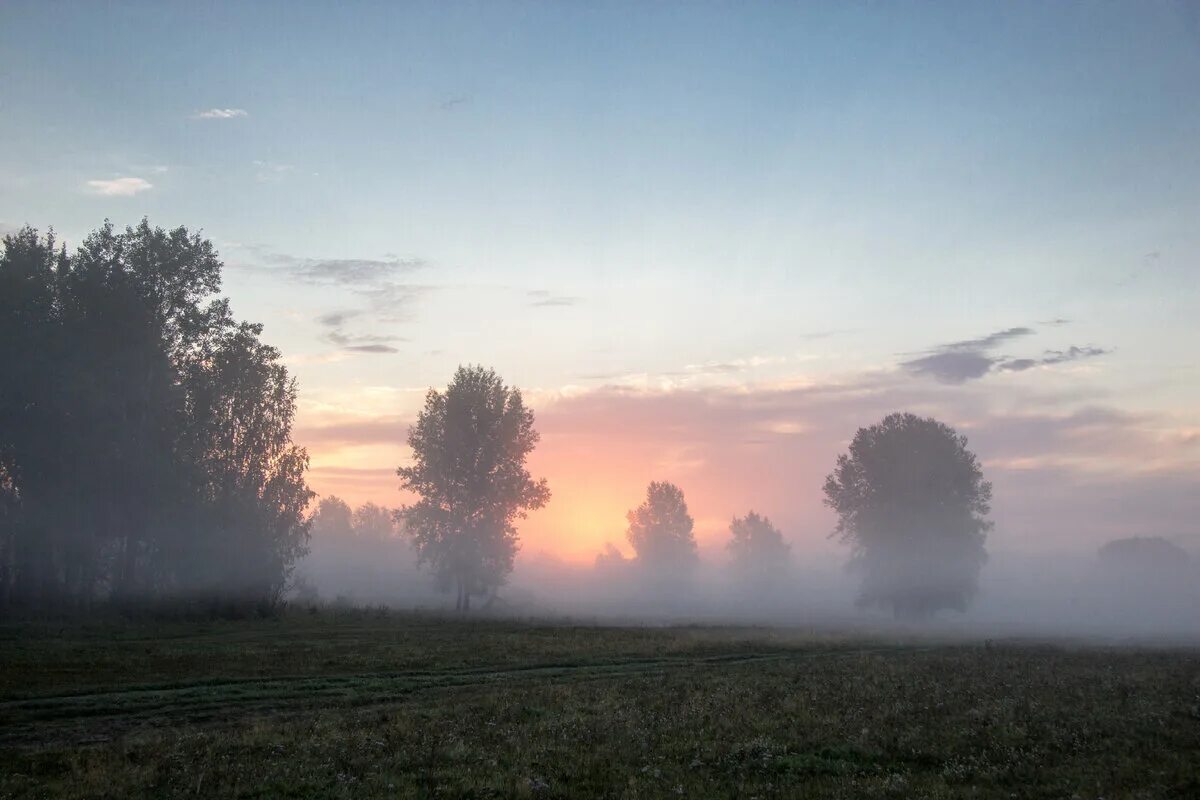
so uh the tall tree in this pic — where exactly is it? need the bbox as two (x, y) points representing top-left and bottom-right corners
(626, 481), (698, 573)
(175, 320), (313, 602)
(397, 366), (550, 610)
(823, 412), (991, 619)
(726, 511), (791, 585)
(0, 227), (68, 605)
(0, 221), (312, 610)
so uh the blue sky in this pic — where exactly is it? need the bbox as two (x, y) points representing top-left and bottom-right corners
(3, 1), (1199, 558)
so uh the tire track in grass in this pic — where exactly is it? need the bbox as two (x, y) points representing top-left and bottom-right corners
(0, 644), (934, 747)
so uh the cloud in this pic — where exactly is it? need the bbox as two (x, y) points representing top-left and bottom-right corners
(900, 350), (997, 383)
(316, 310), (361, 328)
(903, 326), (1107, 384)
(998, 346), (1108, 373)
(528, 290), (580, 308)
(316, 310), (404, 355)
(1040, 346), (1109, 365)
(268, 253), (427, 286)
(253, 160), (295, 182)
(297, 371), (1200, 558)
(438, 95), (471, 111)
(84, 177), (153, 196)
(194, 108), (248, 119)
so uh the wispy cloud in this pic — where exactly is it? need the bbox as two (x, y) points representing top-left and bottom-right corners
(315, 310), (404, 355)
(999, 346), (1109, 372)
(84, 177), (153, 196)
(230, 244), (435, 338)
(437, 94), (471, 111)
(253, 160), (294, 182)
(193, 108), (248, 119)
(297, 371), (1200, 556)
(902, 326), (1107, 384)
(528, 290), (580, 308)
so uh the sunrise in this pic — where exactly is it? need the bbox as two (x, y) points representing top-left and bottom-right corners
(2, 2), (1199, 797)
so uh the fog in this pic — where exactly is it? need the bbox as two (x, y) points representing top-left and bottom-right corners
(295, 529), (1200, 644)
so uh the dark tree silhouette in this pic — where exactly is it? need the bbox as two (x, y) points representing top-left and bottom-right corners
(397, 366), (550, 610)
(626, 481), (698, 574)
(823, 412), (991, 619)
(726, 511), (791, 585)
(0, 221), (312, 610)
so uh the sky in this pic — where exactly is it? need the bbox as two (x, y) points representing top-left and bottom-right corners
(2, 1), (1199, 565)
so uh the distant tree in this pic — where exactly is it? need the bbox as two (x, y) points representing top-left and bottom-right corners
(626, 481), (698, 574)
(727, 511), (790, 584)
(1097, 536), (1191, 578)
(310, 497), (354, 540)
(353, 502), (397, 542)
(397, 366), (550, 610)
(823, 412), (991, 619)
(300, 496), (414, 605)
(594, 542), (629, 572)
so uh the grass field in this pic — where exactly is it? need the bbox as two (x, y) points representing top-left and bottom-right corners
(1, 610), (1198, 799)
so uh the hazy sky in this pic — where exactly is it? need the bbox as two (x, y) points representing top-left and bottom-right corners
(3, 2), (1199, 563)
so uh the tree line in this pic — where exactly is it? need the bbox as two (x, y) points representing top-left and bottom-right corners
(0, 222), (311, 610)
(2, 221), (993, 619)
(399, 370), (991, 619)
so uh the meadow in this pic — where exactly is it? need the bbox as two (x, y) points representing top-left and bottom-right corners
(1, 609), (1197, 799)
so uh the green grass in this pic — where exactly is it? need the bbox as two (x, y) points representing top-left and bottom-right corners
(1, 610), (1198, 798)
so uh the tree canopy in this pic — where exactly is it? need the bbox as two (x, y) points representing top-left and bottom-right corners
(626, 481), (698, 572)
(397, 365), (550, 610)
(823, 412), (991, 619)
(0, 221), (312, 610)
(726, 511), (791, 584)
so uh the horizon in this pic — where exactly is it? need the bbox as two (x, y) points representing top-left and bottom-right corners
(3, 1), (1199, 566)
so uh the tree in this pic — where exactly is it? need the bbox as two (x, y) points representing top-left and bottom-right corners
(0, 221), (312, 610)
(397, 366), (550, 610)
(175, 319), (313, 603)
(310, 497), (354, 541)
(1097, 536), (1191, 580)
(353, 502), (397, 542)
(626, 481), (698, 573)
(726, 511), (790, 585)
(823, 412), (991, 619)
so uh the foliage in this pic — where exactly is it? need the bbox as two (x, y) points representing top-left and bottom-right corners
(823, 412), (991, 619)
(397, 366), (550, 609)
(0, 221), (311, 609)
(726, 511), (791, 584)
(298, 496), (420, 605)
(626, 481), (698, 572)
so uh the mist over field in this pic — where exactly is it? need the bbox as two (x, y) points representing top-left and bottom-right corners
(295, 529), (1200, 642)
(4, 2), (1200, 797)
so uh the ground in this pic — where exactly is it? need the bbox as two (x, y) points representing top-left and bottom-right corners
(1, 610), (1198, 798)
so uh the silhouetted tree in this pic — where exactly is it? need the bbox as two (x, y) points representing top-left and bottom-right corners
(176, 320), (313, 602)
(727, 511), (790, 585)
(626, 481), (698, 576)
(823, 412), (991, 619)
(397, 366), (550, 610)
(0, 221), (311, 611)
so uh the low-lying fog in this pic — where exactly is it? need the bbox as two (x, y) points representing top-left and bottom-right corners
(295, 525), (1199, 644)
